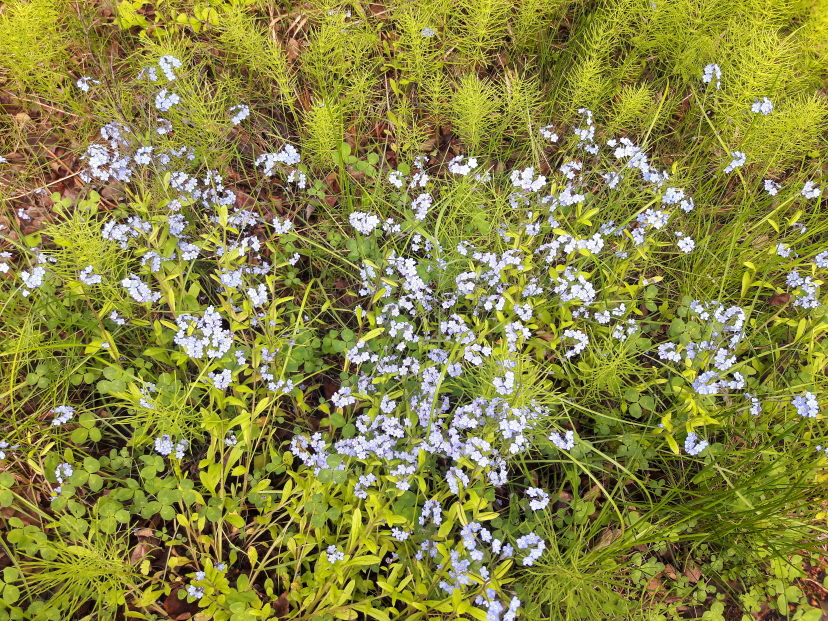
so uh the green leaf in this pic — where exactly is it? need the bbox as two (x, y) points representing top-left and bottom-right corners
(624, 389), (639, 403)
(84, 457), (101, 473)
(2, 583), (20, 603)
(353, 603), (390, 621)
(100, 517), (117, 533)
(0, 490), (13, 508)
(800, 608), (824, 621)
(317, 469), (333, 484)
(88, 474), (104, 492)
(225, 513), (245, 528)
(0, 472), (13, 488)
(344, 555), (381, 567)
(236, 573), (250, 592)
(69, 470), (89, 487)
(71, 427), (89, 444)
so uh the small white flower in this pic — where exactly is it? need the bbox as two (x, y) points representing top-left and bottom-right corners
(158, 55), (183, 81)
(327, 545), (345, 563)
(525, 487), (550, 511)
(155, 89), (180, 112)
(79, 265), (102, 285)
(750, 97), (772, 115)
(540, 125), (559, 142)
(76, 76), (100, 92)
(677, 236), (695, 253)
(723, 151), (746, 174)
(776, 243), (792, 258)
(349, 211), (381, 234)
(802, 181), (821, 199)
(702, 63), (722, 90)
(247, 283), (268, 307)
(229, 104), (250, 125)
(51, 405), (75, 427)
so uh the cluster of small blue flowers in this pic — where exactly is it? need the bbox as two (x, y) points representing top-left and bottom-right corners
(702, 63), (722, 90)
(20, 265), (47, 297)
(52, 462), (74, 497)
(525, 487), (550, 511)
(187, 570), (206, 600)
(14, 247), (57, 298)
(155, 88), (181, 112)
(802, 181), (822, 199)
(158, 55), (183, 81)
(207, 368), (232, 391)
(656, 299), (756, 445)
(751, 97), (773, 115)
(76, 76), (100, 92)
(548, 430), (575, 451)
(255, 144), (301, 175)
(684, 432), (709, 456)
(78, 265), (102, 285)
(326, 545), (345, 563)
(0, 440), (19, 460)
(723, 151), (746, 174)
(173, 306), (234, 359)
(792, 392), (819, 418)
(786, 271), (820, 309)
(229, 104), (250, 126)
(349, 211), (381, 235)
(154, 435), (188, 459)
(51, 405), (75, 427)
(121, 273), (162, 303)
(448, 155), (478, 176)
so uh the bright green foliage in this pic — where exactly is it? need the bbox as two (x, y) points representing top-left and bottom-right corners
(450, 74), (501, 154)
(0, 0), (73, 96)
(1, 1), (828, 620)
(214, 7), (296, 104)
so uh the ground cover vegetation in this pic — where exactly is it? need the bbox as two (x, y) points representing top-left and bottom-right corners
(0, 0), (827, 620)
